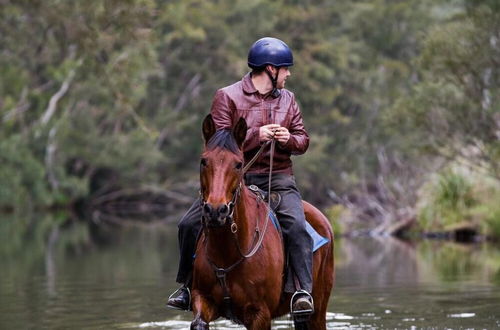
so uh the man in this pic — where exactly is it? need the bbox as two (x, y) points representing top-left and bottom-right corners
(167, 37), (314, 315)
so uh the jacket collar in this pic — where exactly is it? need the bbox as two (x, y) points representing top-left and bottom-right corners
(242, 73), (258, 94)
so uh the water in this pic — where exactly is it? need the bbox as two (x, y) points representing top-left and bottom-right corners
(1, 214), (499, 329)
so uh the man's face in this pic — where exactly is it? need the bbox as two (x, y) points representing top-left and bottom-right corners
(276, 66), (291, 89)
(267, 65), (291, 89)
(276, 67), (291, 89)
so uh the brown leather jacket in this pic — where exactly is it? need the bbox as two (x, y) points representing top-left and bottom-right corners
(210, 73), (309, 175)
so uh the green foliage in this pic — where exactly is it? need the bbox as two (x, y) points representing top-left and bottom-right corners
(0, 0), (160, 210)
(388, 2), (500, 177)
(435, 171), (476, 210)
(473, 183), (500, 238)
(0, 134), (52, 210)
(418, 170), (476, 231)
(485, 209), (500, 239)
(324, 204), (346, 236)
(0, 0), (499, 241)
(417, 164), (500, 236)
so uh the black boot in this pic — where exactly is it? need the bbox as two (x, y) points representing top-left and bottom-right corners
(291, 290), (314, 320)
(166, 286), (191, 311)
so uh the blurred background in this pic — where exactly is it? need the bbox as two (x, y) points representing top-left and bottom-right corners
(1, 0), (499, 328)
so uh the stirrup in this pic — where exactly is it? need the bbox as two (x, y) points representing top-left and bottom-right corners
(290, 290), (314, 321)
(167, 286), (191, 311)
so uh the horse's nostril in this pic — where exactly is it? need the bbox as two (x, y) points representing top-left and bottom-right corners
(201, 203), (230, 225)
(219, 204), (229, 215)
(203, 204), (212, 215)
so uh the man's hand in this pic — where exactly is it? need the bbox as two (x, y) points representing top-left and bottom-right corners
(274, 127), (290, 145)
(259, 124), (280, 142)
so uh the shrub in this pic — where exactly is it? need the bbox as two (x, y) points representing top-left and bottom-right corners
(417, 169), (476, 232)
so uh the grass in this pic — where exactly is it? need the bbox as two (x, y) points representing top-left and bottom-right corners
(416, 165), (500, 239)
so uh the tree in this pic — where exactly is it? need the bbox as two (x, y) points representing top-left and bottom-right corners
(388, 1), (500, 179)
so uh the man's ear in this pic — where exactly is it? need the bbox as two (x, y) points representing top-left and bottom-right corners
(266, 64), (276, 74)
(233, 117), (247, 148)
(202, 114), (216, 144)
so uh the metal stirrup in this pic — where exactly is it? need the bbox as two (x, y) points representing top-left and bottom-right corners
(290, 290), (314, 316)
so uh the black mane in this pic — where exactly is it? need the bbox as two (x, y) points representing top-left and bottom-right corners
(206, 129), (240, 154)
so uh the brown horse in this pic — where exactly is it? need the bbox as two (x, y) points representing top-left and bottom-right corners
(190, 115), (334, 329)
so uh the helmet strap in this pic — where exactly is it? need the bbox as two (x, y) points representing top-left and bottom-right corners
(265, 66), (281, 98)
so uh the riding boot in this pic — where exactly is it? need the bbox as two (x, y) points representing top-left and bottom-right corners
(168, 271), (192, 311)
(166, 285), (191, 311)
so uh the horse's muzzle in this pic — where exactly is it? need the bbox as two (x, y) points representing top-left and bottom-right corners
(201, 202), (231, 227)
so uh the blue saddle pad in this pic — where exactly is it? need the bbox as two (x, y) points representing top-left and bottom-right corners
(268, 211), (329, 252)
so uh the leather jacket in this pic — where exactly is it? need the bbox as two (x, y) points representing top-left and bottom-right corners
(210, 73), (309, 175)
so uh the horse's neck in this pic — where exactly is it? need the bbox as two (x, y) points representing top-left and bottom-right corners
(234, 188), (258, 247)
(205, 188), (259, 265)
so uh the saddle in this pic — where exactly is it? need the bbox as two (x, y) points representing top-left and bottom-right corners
(247, 184), (281, 211)
(246, 184), (329, 252)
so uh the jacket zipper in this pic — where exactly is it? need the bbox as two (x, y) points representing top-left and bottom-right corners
(257, 99), (272, 172)
(258, 101), (273, 172)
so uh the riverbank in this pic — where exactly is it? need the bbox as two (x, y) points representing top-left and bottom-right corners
(326, 163), (500, 242)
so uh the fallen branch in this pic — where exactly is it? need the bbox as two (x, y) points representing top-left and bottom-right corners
(383, 215), (416, 236)
(90, 187), (194, 206)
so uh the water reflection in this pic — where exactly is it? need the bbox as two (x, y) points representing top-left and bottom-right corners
(0, 214), (499, 329)
(336, 237), (419, 288)
(333, 237), (500, 329)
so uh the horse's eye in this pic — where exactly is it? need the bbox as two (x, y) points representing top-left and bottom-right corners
(201, 158), (208, 167)
(235, 162), (243, 170)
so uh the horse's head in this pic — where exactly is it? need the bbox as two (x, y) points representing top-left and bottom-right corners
(200, 114), (247, 228)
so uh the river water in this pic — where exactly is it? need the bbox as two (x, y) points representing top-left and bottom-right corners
(1, 214), (499, 329)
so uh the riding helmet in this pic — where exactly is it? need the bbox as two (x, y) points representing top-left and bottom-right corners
(247, 37), (294, 69)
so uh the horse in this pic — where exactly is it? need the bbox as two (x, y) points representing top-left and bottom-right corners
(190, 114), (334, 329)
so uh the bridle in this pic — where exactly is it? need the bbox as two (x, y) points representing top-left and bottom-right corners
(200, 137), (275, 251)
(200, 182), (242, 233)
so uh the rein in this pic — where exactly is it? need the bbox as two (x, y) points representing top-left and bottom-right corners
(242, 140), (271, 173)
(234, 138), (274, 258)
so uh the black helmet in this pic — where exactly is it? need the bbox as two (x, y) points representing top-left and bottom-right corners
(247, 37), (294, 69)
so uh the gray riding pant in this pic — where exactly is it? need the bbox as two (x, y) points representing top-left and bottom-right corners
(175, 173), (313, 293)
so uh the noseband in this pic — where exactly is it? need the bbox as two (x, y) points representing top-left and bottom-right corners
(200, 182), (241, 233)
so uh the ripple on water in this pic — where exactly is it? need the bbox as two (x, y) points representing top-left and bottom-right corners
(447, 312), (476, 318)
(138, 320), (192, 328)
(132, 313), (370, 329)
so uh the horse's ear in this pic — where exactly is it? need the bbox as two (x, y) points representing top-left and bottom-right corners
(233, 117), (247, 148)
(202, 114), (216, 144)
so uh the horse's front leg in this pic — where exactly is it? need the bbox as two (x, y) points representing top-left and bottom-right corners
(244, 305), (272, 330)
(191, 290), (218, 330)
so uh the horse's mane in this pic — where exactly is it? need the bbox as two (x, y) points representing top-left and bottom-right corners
(206, 129), (240, 154)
